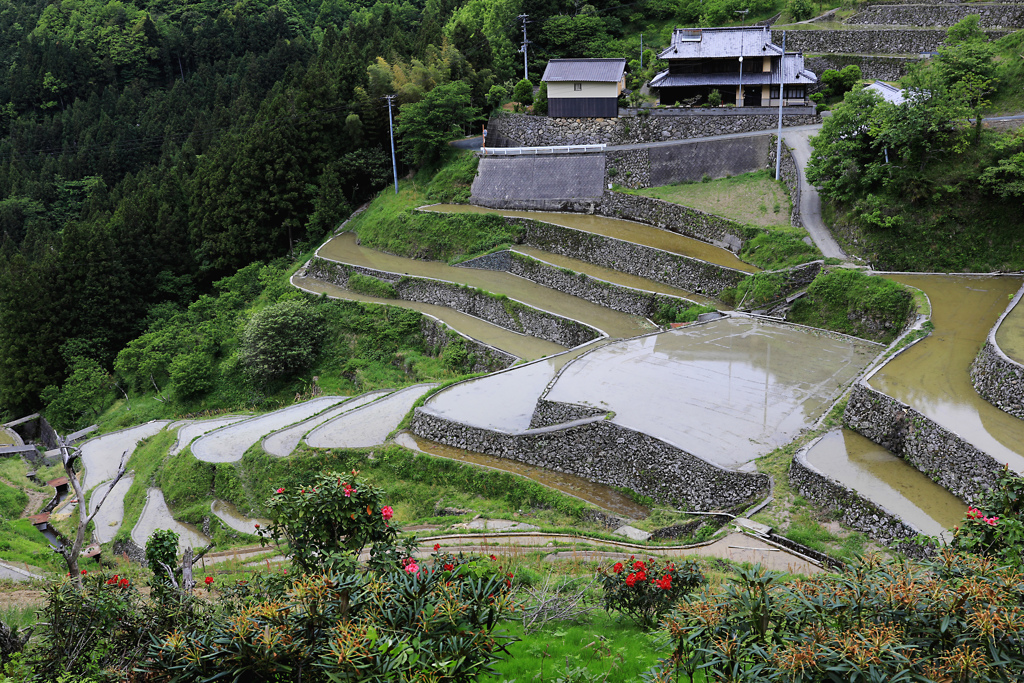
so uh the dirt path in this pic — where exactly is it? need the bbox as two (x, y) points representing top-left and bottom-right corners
(0, 476), (49, 518)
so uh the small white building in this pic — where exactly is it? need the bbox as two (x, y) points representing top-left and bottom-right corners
(541, 58), (627, 118)
(864, 81), (907, 105)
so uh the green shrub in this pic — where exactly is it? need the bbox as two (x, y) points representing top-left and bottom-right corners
(788, 268), (914, 343)
(598, 557), (705, 630)
(707, 89), (722, 107)
(0, 483), (27, 519)
(426, 152), (479, 204)
(952, 466), (1024, 568)
(238, 299), (328, 384)
(347, 272), (397, 299)
(788, 0), (814, 21)
(740, 225), (822, 270)
(736, 272), (784, 307)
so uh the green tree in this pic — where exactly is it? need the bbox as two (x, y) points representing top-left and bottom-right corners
(40, 357), (109, 432)
(533, 80), (548, 115)
(486, 83), (508, 111)
(512, 78), (533, 107)
(237, 299), (328, 384)
(169, 351), (214, 402)
(397, 80), (479, 166)
(788, 0), (814, 21)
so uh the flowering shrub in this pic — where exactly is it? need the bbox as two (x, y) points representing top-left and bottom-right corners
(597, 557), (705, 629)
(953, 465), (1024, 569)
(653, 554), (1024, 683)
(257, 470), (409, 573)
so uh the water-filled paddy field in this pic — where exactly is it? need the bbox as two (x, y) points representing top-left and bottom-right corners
(994, 288), (1024, 365)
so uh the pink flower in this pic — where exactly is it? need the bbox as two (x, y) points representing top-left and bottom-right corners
(404, 561), (420, 575)
(381, 506), (394, 521)
(343, 483), (355, 498)
(987, 517), (998, 526)
(276, 488), (284, 494)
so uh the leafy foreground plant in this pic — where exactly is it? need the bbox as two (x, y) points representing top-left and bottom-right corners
(952, 465), (1024, 569)
(653, 556), (1024, 683)
(598, 557), (705, 630)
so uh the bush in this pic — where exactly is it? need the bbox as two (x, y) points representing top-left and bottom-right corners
(169, 351), (214, 400)
(707, 89), (722, 107)
(952, 465), (1024, 568)
(657, 557), (1024, 682)
(512, 78), (533, 107)
(237, 299), (328, 384)
(0, 483), (27, 520)
(789, 0), (814, 21)
(533, 81), (548, 115)
(598, 557), (705, 630)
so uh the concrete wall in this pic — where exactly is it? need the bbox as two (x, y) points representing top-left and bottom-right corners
(790, 438), (930, 557)
(848, 4), (1024, 28)
(970, 286), (1024, 419)
(410, 410), (771, 511)
(548, 81), (619, 98)
(485, 111), (819, 148)
(471, 155), (605, 203)
(805, 54), (919, 83)
(306, 257), (602, 348)
(773, 28), (1012, 55)
(419, 317), (518, 374)
(843, 382), (1003, 505)
(649, 135), (772, 185)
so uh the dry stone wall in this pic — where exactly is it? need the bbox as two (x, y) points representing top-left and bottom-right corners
(767, 135), (802, 228)
(805, 55), (918, 83)
(790, 440), (930, 557)
(306, 257), (601, 348)
(529, 399), (607, 428)
(844, 382), (1003, 504)
(774, 28), (1012, 55)
(411, 410), (771, 511)
(419, 317), (518, 374)
(848, 4), (1024, 28)
(506, 217), (747, 296)
(486, 111), (818, 147)
(971, 341), (1024, 420)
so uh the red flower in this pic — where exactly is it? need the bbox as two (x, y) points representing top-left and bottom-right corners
(633, 560), (646, 571)
(489, 554), (497, 561)
(276, 488), (284, 494)
(635, 571), (647, 582)
(612, 562), (624, 574)
(625, 573), (637, 587)
(433, 543), (441, 552)
(343, 483), (355, 498)
(655, 575), (672, 590)
(254, 523), (260, 529)
(120, 579), (130, 587)
(81, 570), (87, 575)
(204, 576), (214, 585)
(443, 563), (454, 571)
(381, 506), (394, 521)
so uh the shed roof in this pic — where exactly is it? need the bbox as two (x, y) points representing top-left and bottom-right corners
(542, 58), (627, 83)
(658, 26), (783, 60)
(649, 53), (816, 89)
(865, 81), (906, 104)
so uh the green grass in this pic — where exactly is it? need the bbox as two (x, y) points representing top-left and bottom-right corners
(630, 171), (791, 228)
(0, 482), (28, 519)
(347, 272), (397, 299)
(425, 151), (479, 204)
(0, 519), (62, 572)
(788, 268), (915, 343)
(111, 429), (177, 546)
(740, 224), (823, 270)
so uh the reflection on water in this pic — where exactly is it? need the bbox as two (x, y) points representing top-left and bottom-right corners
(870, 275), (1024, 473)
(994, 288), (1024, 364)
(305, 384), (436, 449)
(263, 390), (387, 457)
(544, 319), (878, 468)
(294, 276), (565, 361)
(317, 233), (651, 339)
(426, 205), (759, 273)
(806, 429), (966, 537)
(211, 499), (269, 535)
(395, 432), (649, 519)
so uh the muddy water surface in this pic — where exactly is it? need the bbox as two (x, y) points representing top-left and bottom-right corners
(317, 233), (653, 340)
(871, 275), (1024, 474)
(806, 429), (966, 537)
(427, 205), (759, 273)
(263, 390), (388, 457)
(171, 416), (249, 456)
(305, 383), (437, 449)
(994, 289), (1024, 365)
(80, 421), (171, 492)
(132, 488), (209, 552)
(88, 475), (134, 544)
(395, 432), (648, 519)
(293, 276), (564, 361)
(211, 500), (269, 535)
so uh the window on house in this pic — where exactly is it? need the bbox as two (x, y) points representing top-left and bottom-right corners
(574, 83), (582, 91)
(770, 85), (807, 99)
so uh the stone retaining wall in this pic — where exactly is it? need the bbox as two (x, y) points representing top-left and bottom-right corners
(112, 538), (147, 565)
(410, 410), (771, 511)
(971, 340), (1024, 420)
(485, 111), (818, 148)
(306, 257), (601, 348)
(605, 148), (650, 189)
(529, 399), (607, 429)
(774, 28), (1012, 55)
(849, 4), (1024, 28)
(768, 135), (802, 228)
(790, 439), (930, 557)
(805, 54), (919, 83)
(843, 382), (1002, 504)
(419, 317), (518, 374)
(507, 217), (747, 296)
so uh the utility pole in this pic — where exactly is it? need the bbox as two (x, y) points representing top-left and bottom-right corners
(384, 95), (399, 195)
(640, 34), (643, 69)
(736, 19), (747, 107)
(518, 14), (530, 80)
(775, 31), (786, 181)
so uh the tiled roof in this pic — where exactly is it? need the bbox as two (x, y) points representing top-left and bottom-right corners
(658, 27), (781, 60)
(542, 58), (627, 83)
(865, 81), (906, 104)
(649, 53), (816, 88)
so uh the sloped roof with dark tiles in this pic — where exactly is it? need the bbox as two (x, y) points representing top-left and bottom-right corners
(649, 53), (816, 88)
(542, 58), (627, 83)
(657, 26), (782, 60)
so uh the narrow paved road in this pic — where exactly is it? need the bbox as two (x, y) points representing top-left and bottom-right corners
(782, 126), (848, 260)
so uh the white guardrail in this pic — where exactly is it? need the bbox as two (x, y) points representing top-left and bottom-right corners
(480, 144), (606, 156)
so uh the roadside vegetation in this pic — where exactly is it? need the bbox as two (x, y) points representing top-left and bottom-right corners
(788, 268), (916, 343)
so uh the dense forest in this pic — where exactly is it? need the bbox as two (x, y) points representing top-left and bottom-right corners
(0, 0), (738, 420)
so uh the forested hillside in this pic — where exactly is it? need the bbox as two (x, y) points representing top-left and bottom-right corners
(0, 0), (738, 420)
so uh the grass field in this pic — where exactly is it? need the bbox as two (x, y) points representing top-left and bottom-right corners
(630, 171), (792, 228)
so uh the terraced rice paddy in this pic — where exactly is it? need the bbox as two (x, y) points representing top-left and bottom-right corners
(263, 390), (390, 457)
(170, 416), (249, 456)
(305, 384), (438, 449)
(88, 475), (134, 544)
(132, 488), (209, 552)
(80, 421), (171, 492)
(211, 500), (269, 535)
(994, 287), (1024, 365)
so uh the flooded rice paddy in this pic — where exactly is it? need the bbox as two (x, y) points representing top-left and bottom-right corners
(994, 287), (1024, 365)
(543, 318), (879, 469)
(263, 390), (390, 457)
(805, 429), (966, 537)
(305, 384), (438, 449)
(132, 488), (209, 552)
(211, 499), (269, 535)
(395, 432), (649, 519)
(293, 275), (565, 361)
(88, 475), (134, 544)
(0, 427), (15, 445)
(426, 205), (759, 273)
(191, 396), (346, 463)
(317, 233), (654, 340)
(80, 421), (171, 492)
(170, 416), (249, 456)
(870, 275), (1024, 474)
